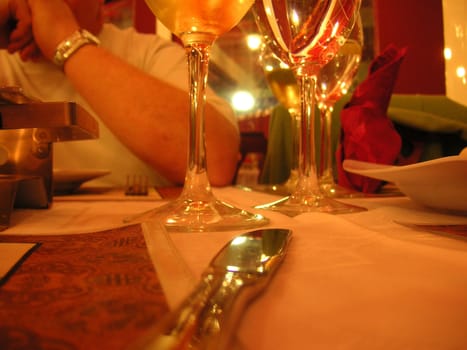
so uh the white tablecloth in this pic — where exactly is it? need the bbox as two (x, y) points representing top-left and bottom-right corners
(3, 187), (467, 349)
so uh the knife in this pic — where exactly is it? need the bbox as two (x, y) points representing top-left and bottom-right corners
(131, 228), (292, 350)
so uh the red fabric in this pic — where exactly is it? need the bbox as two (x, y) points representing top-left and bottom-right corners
(0, 224), (170, 350)
(336, 45), (408, 193)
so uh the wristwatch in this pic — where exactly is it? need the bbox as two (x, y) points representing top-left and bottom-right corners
(53, 29), (100, 67)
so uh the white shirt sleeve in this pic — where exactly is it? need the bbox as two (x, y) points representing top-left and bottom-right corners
(99, 24), (238, 130)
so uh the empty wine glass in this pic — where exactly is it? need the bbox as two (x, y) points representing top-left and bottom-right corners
(259, 44), (300, 195)
(253, 0), (365, 216)
(127, 0), (269, 231)
(317, 15), (363, 198)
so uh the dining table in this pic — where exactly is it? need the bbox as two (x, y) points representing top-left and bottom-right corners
(1, 184), (467, 350)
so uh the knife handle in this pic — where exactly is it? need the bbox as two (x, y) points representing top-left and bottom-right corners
(132, 271), (259, 350)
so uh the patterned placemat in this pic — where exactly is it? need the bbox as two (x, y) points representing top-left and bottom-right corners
(0, 224), (170, 350)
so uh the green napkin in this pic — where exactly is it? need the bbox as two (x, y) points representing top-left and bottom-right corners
(259, 105), (293, 184)
(388, 94), (467, 139)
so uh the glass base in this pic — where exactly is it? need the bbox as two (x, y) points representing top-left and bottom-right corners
(320, 181), (364, 198)
(254, 193), (367, 217)
(238, 183), (291, 196)
(124, 196), (269, 232)
(238, 170), (299, 197)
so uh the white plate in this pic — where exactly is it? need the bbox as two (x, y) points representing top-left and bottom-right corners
(343, 155), (467, 214)
(53, 169), (111, 194)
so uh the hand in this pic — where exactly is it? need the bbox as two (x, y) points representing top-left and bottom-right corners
(5, 0), (39, 60)
(26, 0), (80, 62)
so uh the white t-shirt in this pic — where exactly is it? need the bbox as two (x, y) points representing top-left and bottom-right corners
(0, 23), (236, 186)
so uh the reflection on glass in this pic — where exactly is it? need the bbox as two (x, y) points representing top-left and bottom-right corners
(316, 16), (363, 199)
(253, 0), (366, 216)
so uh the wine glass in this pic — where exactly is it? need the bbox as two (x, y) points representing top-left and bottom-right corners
(258, 44), (300, 195)
(127, 0), (269, 231)
(316, 15), (363, 198)
(253, 0), (365, 216)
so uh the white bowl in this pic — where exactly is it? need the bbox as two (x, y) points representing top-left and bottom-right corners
(343, 155), (467, 214)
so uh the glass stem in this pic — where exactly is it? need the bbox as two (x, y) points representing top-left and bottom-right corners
(289, 108), (300, 175)
(319, 106), (334, 183)
(181, 43), (213, 200)
(295, 73), (321, 195)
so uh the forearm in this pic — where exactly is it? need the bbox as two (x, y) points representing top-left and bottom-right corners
(24, 0), (240, 185)
(63, 44), (240, 186)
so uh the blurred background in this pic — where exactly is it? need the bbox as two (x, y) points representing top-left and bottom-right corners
(103, 0), (464, 115)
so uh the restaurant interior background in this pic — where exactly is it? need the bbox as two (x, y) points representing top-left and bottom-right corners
(102, 0), (466, 173)
(1, 4), (467, 346)
(104, 0), (465, 111)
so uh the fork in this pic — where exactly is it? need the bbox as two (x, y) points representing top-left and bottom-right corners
(125, 174), (149, 196)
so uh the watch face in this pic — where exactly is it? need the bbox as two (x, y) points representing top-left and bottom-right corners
(53, 30), (99, 66)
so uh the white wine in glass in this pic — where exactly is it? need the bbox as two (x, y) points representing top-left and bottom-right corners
(127, 0), (269, 231)
(316, 16), (363, 198)
(253, 0), (365, 216)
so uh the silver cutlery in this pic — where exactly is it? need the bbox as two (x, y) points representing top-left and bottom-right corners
(131, 228), (292, 350)
(125, 174), (149, 196)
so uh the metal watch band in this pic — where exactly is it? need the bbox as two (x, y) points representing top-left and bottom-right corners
(53, 29), (100, 67)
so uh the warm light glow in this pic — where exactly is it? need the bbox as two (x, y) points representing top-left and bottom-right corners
(247, 34), (262, 50)
(231, 236), (247, 245)
(442, 0), (466, 105)
(231, 90), (255, 112)
(319, 82), (328, 93)
(340, 82), (349, 95)
(291, 10), (300, 26)
(331, 22), (340, 38)
(264, 64), (274, 72)
(444, 47), (453, 60)
(226, 265), (240, 272)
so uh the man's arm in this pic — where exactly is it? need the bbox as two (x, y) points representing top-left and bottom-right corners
(64, 45), (240, 186)
(27, 0), (240, 186)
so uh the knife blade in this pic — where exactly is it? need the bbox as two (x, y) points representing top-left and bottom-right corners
(131, 227), (292, 350)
